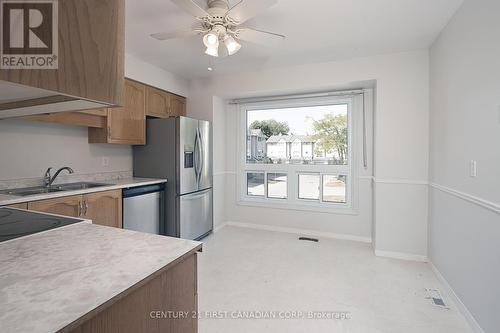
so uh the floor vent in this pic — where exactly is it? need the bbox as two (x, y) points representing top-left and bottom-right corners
(298, 237), (319, 242)
(426, 288), (449, 309)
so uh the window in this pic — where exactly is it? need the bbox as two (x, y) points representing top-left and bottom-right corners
(238, 94), (358, 212)
(298, 173), (320, 200)
(247, 172), (264, 197)
(322, 175), (346, 203)
(267, 173), (287, 199)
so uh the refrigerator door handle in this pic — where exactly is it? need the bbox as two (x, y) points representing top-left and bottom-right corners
(195, 128), (203, 184)
(193, 129), (200, 185)
(197, 127), (204, 180)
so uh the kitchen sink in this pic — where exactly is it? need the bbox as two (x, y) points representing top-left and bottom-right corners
(0, 186), (64, 197)
(0, 182), (110, 197)
(53, 182), (109, 191)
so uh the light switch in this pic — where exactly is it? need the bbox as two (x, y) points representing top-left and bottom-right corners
(102, 157), (109, 167)
(470, 160), (477, 177)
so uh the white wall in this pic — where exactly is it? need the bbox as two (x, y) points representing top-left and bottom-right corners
(0, 120), (132, 180)
(0, 56), (188, 182)
(212, 96), (227, 229)
(429, 0), (500, 332)
(188, 50), (430, 256)
(125, 53), (190, 97)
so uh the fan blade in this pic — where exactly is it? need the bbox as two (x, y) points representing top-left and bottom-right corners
(236, 27), (285, 45)
(151, 29), (198, 41)
(226, 0), (278, 24)
(171, 0), (210, 18)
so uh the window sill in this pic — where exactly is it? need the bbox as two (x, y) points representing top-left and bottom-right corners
(236, 199), (359, 215)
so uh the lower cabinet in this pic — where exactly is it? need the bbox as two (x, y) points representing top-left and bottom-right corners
(66, 254), (198, 333)
(84, 190), (122, 228)
(28, 190), (122, 228)
(28, 195), (81, 217)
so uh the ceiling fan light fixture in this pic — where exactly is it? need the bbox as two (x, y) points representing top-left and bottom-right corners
(224, 35), (241, 55)
(203, 32), (219, 48)
(152, 0), (286, 61)
(205, 46), (219, 57)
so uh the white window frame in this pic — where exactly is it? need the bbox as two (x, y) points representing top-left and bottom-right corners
(236, 94), (362, 215)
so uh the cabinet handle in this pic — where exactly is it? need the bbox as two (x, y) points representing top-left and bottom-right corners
(78, 201), (83, 217)
(84, 200), (89, 216)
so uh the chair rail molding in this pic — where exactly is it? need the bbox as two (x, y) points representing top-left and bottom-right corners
(430, 183), (500, 215)
(373, 178), (429, 185)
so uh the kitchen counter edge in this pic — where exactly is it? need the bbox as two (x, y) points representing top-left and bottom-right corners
(0, 178), (168, 206)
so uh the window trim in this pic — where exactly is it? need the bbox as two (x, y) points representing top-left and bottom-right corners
(236, 94), (361, 215)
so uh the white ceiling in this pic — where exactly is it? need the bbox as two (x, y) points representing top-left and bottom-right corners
(126, 0), (463, 79)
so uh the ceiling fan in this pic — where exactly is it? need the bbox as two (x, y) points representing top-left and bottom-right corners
(151, 0), (285, 58)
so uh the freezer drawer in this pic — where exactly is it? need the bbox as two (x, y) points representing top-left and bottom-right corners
(178, 188), (213, 240)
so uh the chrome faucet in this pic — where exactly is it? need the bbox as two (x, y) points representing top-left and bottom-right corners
(43, 167), (74, 187)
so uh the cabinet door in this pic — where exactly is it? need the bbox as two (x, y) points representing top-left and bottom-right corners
(28, 195), (82, 217)
(107, 79), (146, 144)
(0, 0), (125, 106)
(171, 94), (186, 116)
(146, 86), (171, 118)
(84, 190), (122, 228)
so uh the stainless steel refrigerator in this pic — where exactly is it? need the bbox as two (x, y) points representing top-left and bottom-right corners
(133, 116), (213, 240)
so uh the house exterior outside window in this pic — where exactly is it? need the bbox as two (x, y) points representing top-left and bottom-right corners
(246, 129), (267, 161)
(266, 135), (317, 162)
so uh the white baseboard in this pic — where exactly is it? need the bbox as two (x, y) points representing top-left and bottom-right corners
(224, 221), (372, 243)
(213, 222), (228, 233)
(374, 249), (428, 262)
(429, 262), (484, 333)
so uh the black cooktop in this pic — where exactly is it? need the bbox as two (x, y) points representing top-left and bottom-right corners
(0, 208), (83, 242)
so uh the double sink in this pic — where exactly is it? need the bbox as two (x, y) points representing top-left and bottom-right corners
(0, 182), (109, 197)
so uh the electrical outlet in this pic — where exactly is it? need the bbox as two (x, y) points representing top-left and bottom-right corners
(469, 160), (477, 177)
(102, 157), (109, 167)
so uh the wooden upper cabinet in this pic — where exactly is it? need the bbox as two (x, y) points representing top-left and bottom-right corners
(89, 79), (146, 145)
(84, 190), (122, 228)
(108, 80), (146, 144)
(5, 203), (28, 210)
(19, 109), (107, 128)
(146, 86), (171, 118)
(79, 109), (108, 117)
(146, 85), (186, 118)
(0, 0), (125, 117)
(28, 195), (82, 218)
(171, 94), (187, 117)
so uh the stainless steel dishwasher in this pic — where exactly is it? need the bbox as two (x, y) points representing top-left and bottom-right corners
(122, 183), (165, 235)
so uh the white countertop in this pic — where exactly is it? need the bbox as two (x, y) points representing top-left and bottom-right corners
(0, 177), (167, 206)
(0, 222), (202, 333)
